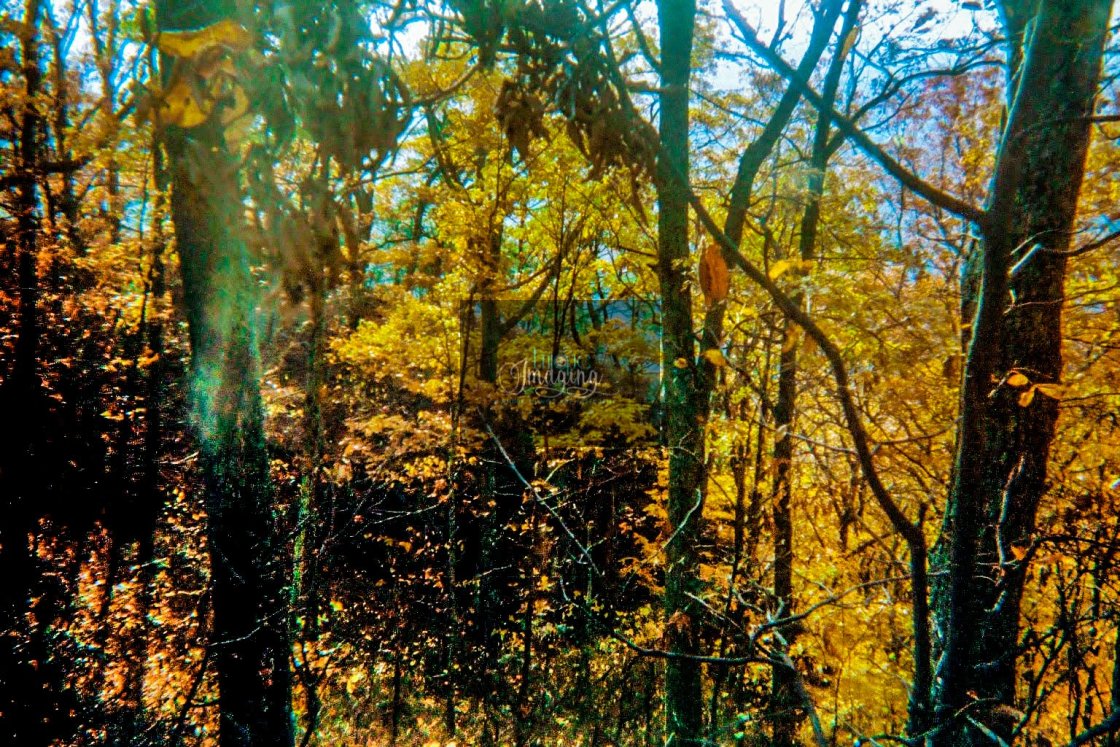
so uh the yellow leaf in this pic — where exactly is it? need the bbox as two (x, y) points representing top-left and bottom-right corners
(673, 357), (689, 369)
(345, 668), (365, 695)
(1018, 387), (1035, 407)
(782, 325), (802, 353)
(1009, 544), (1028, 561)
(157, 79), (211, 127)
(157, 18), (253, 60)
(1006, 372), (1029, 387)
(1034, 383), (1065, 400)
(768, 259), (793, 280)
(702, 349), (727, 367)
(840, 24), (859, 58)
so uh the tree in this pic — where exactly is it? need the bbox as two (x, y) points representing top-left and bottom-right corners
(655, 0), (705, 741)
(932, 1), (1114, 744)
(766, 5), (859, 742)
(4, 0), (1120, 743)
(155, 1), (295, 744)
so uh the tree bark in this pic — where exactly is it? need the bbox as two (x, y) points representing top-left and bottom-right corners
(657, 0), (704, 743)
(932, 2), (1111, 744)
(0, 3), (60, 744)
(157, 2), (295, 745)
(769, 8), (857, 741)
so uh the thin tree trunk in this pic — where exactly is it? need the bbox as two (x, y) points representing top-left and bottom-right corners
(0, 3), (54, 743)
(769, 7), (858, 741)
(656, 0), (703, 742)
(121, 111), (171, 726)
(11, 0), (42, 405)
(295, 258), (327, 643)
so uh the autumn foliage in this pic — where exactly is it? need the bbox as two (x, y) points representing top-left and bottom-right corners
(2, 1), (1120, 746)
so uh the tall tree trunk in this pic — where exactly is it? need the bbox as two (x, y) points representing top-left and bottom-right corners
(769, 7), (858, 742)
(295, 202), (329, 644)
(123, 75), (171, 729)
(476, 227), (505, 684)
(932, 2), (1111, 744)
(656, 0), (703, 742)
(87, 0), (121, 248)
(10, 0), (42, 405)
(0, 3), (55, 744)
(157, 3), (295, 746)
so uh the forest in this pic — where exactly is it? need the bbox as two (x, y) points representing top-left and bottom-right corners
(2, 0), (1120, 745)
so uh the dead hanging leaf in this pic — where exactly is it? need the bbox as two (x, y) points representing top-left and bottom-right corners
(220, 91), (254, 145)
(154, 36), (252, 131)
(1018, 382), (1064, 407)
(220, 83), (252, 144)
(673, 357), (689, 369)
(699, 243), (730, 305)
(157, 18), (253, 60)
(1006, 371), (1030, 387)
(840, 24), (859, 58)
(666, 610), (692, 637)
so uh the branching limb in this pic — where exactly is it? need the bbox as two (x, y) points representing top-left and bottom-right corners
(722, 0), (988, 227)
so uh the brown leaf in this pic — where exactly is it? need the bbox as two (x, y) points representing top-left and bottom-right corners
(699, 243), (730, 306)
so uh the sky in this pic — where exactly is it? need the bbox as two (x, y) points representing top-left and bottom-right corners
(729, 0), (989, 47)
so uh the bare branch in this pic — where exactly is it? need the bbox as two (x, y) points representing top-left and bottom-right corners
(723, 0), (988, 227)
(1065, 708), (1120, 747)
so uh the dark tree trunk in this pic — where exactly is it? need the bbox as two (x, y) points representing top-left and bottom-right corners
(769, 330), (799, 746)
(932, 2), (1111, 744)
(0, 3), (71, 744)
(0, 0), (39, 727)
(656, 0), (703, 743)
(10, 0), (42, 405)
(123, 127), (170, 722)
(157, 3), (295, 746)
(768, 9), (858, 743)
(295, 247), (328, 644)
